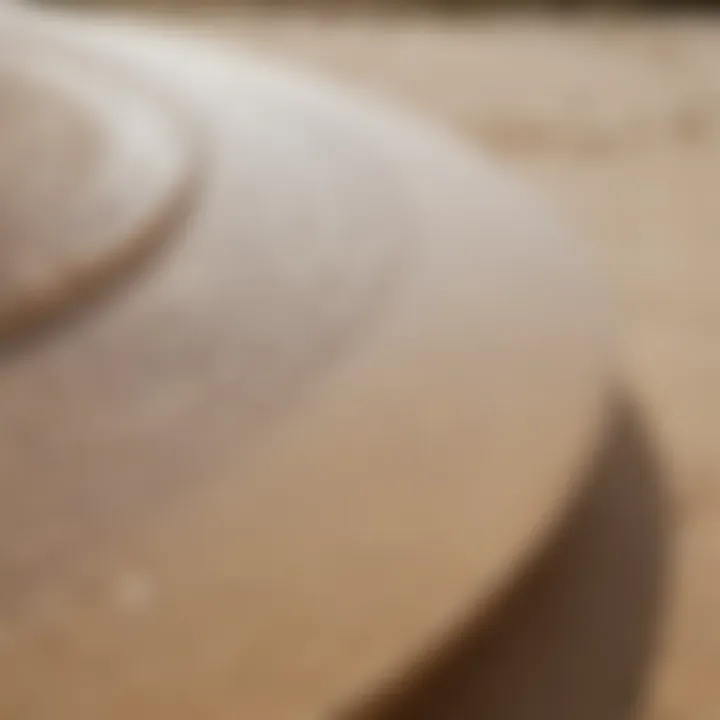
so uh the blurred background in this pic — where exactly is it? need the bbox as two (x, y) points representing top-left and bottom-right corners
(19, 0), (720, 718)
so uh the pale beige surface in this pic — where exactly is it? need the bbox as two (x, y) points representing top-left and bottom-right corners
(1, 8), (717, 718)
(0, 29), (193, 336)
(0, 10), (611, 719)
(175, 14), (718, 719)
